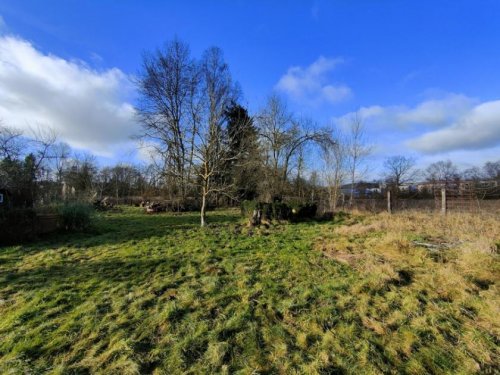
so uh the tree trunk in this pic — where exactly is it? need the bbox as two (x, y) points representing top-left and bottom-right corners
(350, 170), (355, 207)
(332, 186), (338, 211)
(200, 185), (207, 227)
(251, 209), (262, 226)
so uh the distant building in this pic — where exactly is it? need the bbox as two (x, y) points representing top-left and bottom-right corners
(341, 182), (382, 197)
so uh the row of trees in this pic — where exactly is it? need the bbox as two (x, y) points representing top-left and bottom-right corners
(382, 156), (500, 191)
(0, 124), (160, 207)
(2, 120), (498, 217)
(2, 38), (499, 224)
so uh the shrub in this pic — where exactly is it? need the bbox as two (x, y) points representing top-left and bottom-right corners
(59, 203), (94, 232)
(241, 200), (291, 221)
(263, 202), (291, 221)
(241, 200), (259, 218)
(241, 200), (317, 222)
(289, 202), (318, 222)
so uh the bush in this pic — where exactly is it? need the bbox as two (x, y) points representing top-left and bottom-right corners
(289, 202), (317, 222)
(241, 200), (317, 222)
(241, 200), (259, 218)
(59, 203), (94, 232)
(241, 200), (290, 221)
(262, 202), (291, 221)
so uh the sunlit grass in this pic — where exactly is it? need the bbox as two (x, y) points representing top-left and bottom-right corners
(0, 207), (498, 374)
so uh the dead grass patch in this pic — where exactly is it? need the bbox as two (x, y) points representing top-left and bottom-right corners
(315, 210), (500, 372)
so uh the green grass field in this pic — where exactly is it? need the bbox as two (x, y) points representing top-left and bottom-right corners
(0, 208), (498, 374)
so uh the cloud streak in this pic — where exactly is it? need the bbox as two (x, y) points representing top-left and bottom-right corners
(0, 35), (136, 157)
(275, 56), (352, 105)
(407, 100), (500, 153)
(334, 94), (500, 155)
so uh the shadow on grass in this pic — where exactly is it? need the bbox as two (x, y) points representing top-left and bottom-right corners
(0, 210), (246, 298)
(1, 257), (179, 294)
(1, 210), (241, 253)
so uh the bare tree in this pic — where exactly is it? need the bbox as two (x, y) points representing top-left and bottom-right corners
(483, 160), (500, 181)
(257, 95), (330, 200)
(63, 153), (98, 200)
(321, 129), (348, 211)
(346, 112), (371, 206)
(28, 126), (59, 178)
(383, 155), (417, 193)
(462, 166), (484, 182)
(50, 142), (71, 183)
(425, 160), (459, 188)
(0, 123), (24, 160)
(192, 47), (239, 226)
(136, 38), (199, 202)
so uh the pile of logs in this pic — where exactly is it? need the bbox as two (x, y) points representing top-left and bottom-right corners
(93, 197), (115, 211)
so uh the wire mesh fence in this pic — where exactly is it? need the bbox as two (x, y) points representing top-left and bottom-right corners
(320, 184), (500, 215)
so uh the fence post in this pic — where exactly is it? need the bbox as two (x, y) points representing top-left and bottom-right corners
(387, 190), (392, 214)
(441, 188), (446, 215)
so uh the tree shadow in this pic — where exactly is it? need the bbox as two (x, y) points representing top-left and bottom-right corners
(1, 210), (241, 254)
(1, 257), (181, 295)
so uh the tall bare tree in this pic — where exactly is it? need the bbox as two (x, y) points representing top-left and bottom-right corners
(483, 160), (500, 181)
(346, 112), (371, 205)
(136, 38), (199, 202)
(321, 129), (348, 211)
(257, 95), (329, 200)
(192, 47), (239, 226)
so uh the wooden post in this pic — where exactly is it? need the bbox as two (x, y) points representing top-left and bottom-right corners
(387, 190), (392, 214)
(441, 187), (446, 215)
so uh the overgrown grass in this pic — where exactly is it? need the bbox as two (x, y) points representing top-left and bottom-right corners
(0, 207), (498, 374)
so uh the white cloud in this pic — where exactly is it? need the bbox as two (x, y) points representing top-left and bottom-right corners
(395, 94), (475, 127)
(407, 100), (500, 153)
(333, 93), (500, 156)
(335, 94), (476, 131)
(333, 105), (385, 130)
(0, 35), (136, 157)
(136, 140), (162, 164)
(275, 56), (352, 105)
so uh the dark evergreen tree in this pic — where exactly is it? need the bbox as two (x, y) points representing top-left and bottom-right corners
(225, 102), (260, 201)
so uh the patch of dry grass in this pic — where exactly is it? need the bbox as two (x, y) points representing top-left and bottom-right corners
(317, 210), (500, 373)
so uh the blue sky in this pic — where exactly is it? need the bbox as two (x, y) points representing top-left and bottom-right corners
(0, 0), (499, 176)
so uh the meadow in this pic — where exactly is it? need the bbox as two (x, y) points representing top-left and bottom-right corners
(0, 207), (498, 374)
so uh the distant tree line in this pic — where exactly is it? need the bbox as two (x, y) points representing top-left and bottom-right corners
(1, 38), (499, 225)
